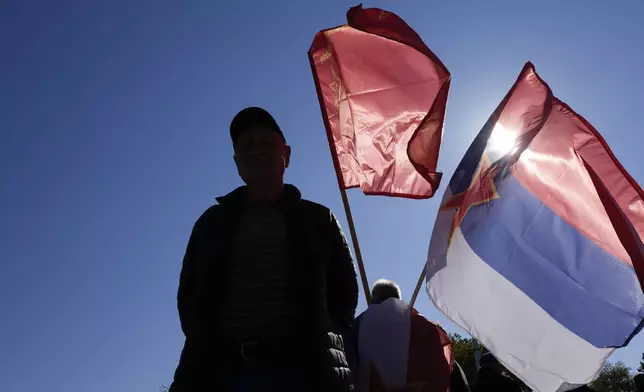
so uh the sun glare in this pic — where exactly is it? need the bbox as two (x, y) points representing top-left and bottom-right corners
(487, 123), (517, 157)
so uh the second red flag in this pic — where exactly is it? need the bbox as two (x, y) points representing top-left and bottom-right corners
(309, 5), (450, 199)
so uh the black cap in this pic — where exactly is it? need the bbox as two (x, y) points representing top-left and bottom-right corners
(230, 107), (285, 146)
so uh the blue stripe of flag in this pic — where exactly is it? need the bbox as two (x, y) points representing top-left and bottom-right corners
(460, 176), (644, 348)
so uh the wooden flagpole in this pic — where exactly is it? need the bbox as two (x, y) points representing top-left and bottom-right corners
(409, 264), (426, 308)
(339, 187), (372, 304)
(308, 51), (372, 304)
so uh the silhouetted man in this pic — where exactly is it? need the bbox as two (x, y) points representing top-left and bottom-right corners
(345, 279), (457, 392)
(169, 107), (359, 391)
(634, 373), (644, 392)
(471, 353), (522, 392)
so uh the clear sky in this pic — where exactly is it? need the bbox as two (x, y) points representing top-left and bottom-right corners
(1, 1), (643, 391)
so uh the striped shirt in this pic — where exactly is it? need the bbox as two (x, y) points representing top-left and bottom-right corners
(221, 203), (293, 337)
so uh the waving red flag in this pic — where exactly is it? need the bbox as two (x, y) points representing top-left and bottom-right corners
(309, 5), (450, 199)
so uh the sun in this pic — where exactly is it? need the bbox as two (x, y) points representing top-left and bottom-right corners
(487, 123), (517, 157)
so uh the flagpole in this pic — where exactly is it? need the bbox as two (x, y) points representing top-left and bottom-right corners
(308, 52), (372, 304)
(339, 187), (372, 304)
(409, 265), (426, 308)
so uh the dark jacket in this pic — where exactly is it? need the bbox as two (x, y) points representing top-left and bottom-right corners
(343, 313), (362, 382)
(451, 360), (471, 392)
(170, 184), (359, 391)
(471, 368), (522, 392)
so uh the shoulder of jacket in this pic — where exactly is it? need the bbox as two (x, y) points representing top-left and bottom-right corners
(193, 204), (224, 228)
(300, 199), (332, 217)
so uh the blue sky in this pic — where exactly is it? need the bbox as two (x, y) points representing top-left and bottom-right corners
(1, 1), (643, 391)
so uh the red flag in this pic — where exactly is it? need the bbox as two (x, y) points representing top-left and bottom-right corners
(309, 5), (450, 199)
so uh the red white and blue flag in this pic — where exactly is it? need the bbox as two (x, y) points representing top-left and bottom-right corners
(355, 298), (452, 392)
(425, 63), (644, 391)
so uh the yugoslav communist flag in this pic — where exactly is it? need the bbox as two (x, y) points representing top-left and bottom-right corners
(309, 5), (450, 199)
(425, 62), (644, 391)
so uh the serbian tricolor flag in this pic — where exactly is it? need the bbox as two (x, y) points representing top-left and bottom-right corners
(425, 62), (644, 391)
(309, 5), (450, 199)
(350, 298), (452, 392)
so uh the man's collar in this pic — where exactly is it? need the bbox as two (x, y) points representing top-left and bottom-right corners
(215, 184), (302, 206)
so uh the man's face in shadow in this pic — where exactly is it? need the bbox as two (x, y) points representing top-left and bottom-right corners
(233, 125), (291, 186)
